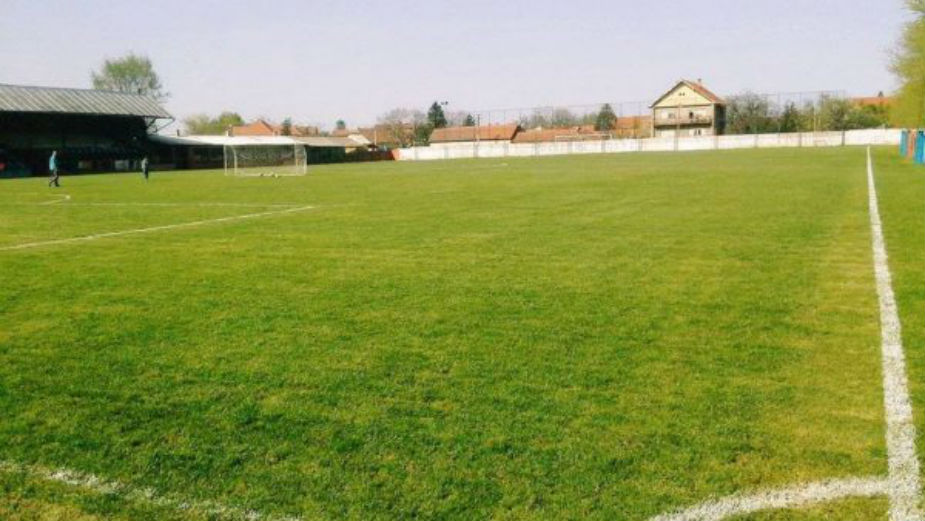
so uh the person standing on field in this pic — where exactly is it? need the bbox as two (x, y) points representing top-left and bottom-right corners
(48, 150), (60, 187)
(141, 156), (149, 181)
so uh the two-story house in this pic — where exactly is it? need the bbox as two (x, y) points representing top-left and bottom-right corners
(651, 80), (726, 138)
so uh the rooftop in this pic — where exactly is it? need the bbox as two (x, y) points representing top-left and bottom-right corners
(0, 83), (171, 118)
(430, 124), (521, 143)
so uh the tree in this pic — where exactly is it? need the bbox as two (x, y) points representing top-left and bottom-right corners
(463, 114), (476, 127)
(335, 119), (347, 130)
(427, 102), (448, 129)
(378, 108), (427, 147)
(595, 104), (618, 131)
(183, 111), (244, 135)
(778, 102), (802, 133)
(725, 92), (775, 134)
(818, 97), (854, 130)
(890, 0), (925, 126)
(281, 118), (292, 136)
(91, 53), (168, 102)
(550, 108), (579, 127)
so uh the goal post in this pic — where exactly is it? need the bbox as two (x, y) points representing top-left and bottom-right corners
(223, 143), (307, 177)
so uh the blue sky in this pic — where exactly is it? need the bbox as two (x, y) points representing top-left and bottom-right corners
(0, 0), (911, 130)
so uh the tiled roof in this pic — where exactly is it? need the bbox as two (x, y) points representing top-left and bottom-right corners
(430, 124), (520, 143)
(0, 83), (170, 118)
(852, 96), (891, 107)
(651, 80), (724, 108)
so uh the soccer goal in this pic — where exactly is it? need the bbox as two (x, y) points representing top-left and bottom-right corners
(223, 143), (307, 177)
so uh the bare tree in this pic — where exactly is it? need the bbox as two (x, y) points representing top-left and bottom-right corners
(377, 108), (426, 147)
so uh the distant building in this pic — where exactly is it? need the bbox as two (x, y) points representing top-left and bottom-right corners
(512, 125), (599, 143)
(651, 80), (725, 137)
(429, 124), (521, 145)
(851, 94), (891, 109)
(613, 115), (653, 139)
(230, 119), (319, 137)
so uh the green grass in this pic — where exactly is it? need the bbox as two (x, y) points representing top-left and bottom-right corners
(0, 147), (917, 520)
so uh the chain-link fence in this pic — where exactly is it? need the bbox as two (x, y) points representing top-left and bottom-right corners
(439, 89), (886, 138)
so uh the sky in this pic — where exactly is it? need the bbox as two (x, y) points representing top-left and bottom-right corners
(0, 0), (913, 131)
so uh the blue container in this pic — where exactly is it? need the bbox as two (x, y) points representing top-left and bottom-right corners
(916, 130), (925, 165)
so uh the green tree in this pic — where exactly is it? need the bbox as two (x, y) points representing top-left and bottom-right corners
(335, 119), (347, 130)
(183, 112), (244, 135)
(91, 53), (168, 102)
(594, 103), (618, 131)
(778, 102), (802, 133)
(818, 97), (854, 130)
(890, 0), (925, 126)
(281, 118), (292, 136)
(725, 92), (774, 134)
(427, 102), (448, 129)
(463, 114), (476, 127)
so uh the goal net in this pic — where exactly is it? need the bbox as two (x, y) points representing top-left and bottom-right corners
(223, 144), (307, 177)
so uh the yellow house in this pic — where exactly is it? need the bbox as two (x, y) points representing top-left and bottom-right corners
(651, 80), (726, 137)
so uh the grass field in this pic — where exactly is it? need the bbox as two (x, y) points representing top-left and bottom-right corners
(0, 147), (921, 520)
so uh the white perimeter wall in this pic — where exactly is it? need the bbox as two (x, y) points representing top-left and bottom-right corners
(395, 129), (901, 161)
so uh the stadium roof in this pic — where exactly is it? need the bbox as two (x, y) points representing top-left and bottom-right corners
(0, 83), (171, 118)
(150, 134), (369, 148)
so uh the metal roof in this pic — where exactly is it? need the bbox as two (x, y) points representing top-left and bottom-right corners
(150, 134), (369, 148)
(0, 83), (171, 118)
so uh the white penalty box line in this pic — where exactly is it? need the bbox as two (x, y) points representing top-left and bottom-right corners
(0, 204), (316, 252)
(649, 147), (923, 521)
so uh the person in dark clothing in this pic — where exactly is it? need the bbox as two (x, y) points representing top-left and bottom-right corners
(48, 150), (60, 187)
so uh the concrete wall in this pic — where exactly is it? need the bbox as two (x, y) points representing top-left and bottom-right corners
(396, 129), (901, 161)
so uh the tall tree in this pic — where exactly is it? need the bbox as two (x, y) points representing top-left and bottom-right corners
(890, 0), (925, 126)
(91, 53), (168, 102)
(818, 97), (854, 131)
(595, 104), (618, 131)
(550, 108), (578, 127)
(281, 118), (293, 136)
(778, 102), (802, 133)
(427, 102), (448, 129)
(335, 119), (347, 130)
(183, 111), (244, 135)
(463, 114), (476, 127)
(725, 92), (774, 134)
(378, 108), (427, 147)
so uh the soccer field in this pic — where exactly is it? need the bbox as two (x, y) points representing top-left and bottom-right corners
(0, 147), (922, 521)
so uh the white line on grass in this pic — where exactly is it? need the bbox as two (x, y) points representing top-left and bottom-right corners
(866, 146), (924, 521)
(44, 202), (303, 208)
(649, 147), (922, 521)
(0, 460), (301, 521)
(37, 194), (71, 205)
(648, 476), (890, 521)
(0, 205), (315, 252)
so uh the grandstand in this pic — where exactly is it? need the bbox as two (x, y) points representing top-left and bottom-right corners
(0, 83), (171, 176)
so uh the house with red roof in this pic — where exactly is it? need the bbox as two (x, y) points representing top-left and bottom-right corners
(650, 80), (726, 137)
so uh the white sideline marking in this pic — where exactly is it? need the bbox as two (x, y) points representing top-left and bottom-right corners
(649, 148), (923, 521)
(649, 477), (889, 521)
(867, 147), (924, 521)
(0, 205), (315, 251)
(37, 194), (70, 205)
(0, 460), (301, 521)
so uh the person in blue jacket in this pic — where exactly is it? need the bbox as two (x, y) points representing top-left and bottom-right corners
(48, 150), (60, 187)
